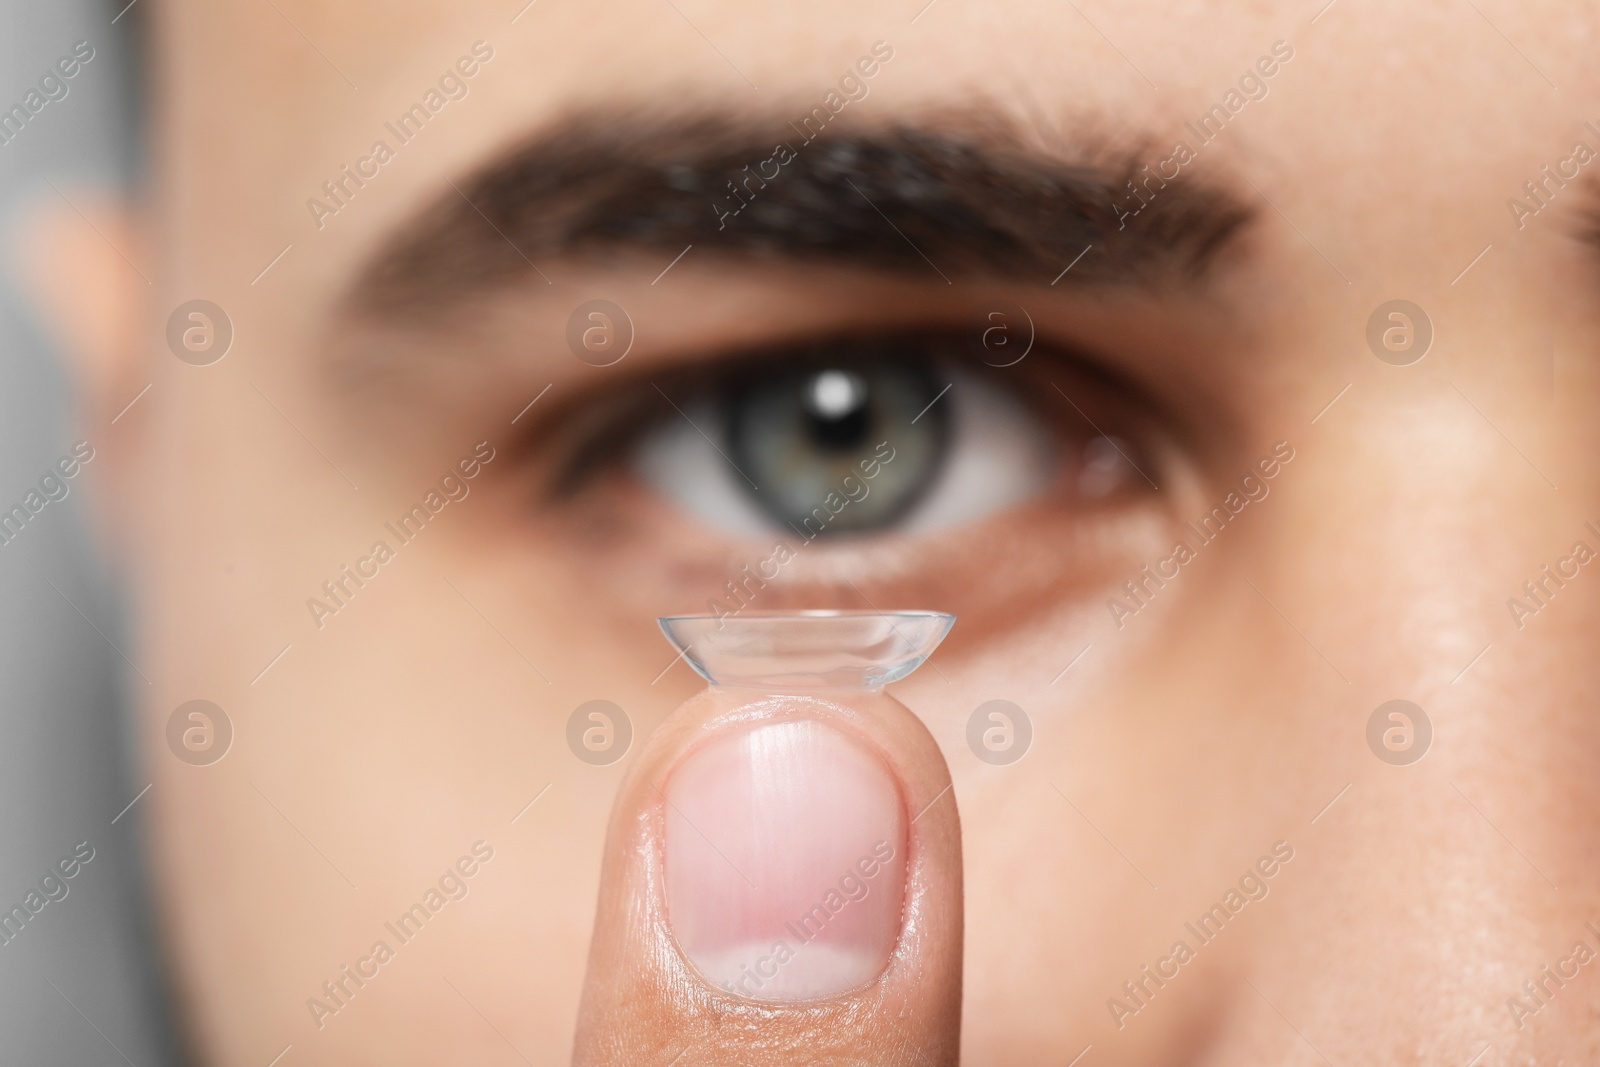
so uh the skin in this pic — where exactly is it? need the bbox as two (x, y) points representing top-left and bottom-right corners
(25, 0), (1600, 1062)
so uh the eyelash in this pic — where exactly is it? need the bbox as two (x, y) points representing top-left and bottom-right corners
(532, 328), (1158, 515)
(540, 335), (922, 497)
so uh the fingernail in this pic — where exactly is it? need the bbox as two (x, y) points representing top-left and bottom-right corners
(663, 717), (907, 1001)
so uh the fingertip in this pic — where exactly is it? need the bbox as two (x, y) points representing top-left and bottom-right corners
(573, 687), (962, 1066)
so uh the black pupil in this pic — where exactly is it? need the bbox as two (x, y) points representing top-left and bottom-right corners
(802, 370), (871, 450)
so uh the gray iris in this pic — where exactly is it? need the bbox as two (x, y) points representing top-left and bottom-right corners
(724, 350), (948, 535)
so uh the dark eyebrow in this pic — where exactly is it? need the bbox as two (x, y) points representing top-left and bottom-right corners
(347, 109), (1255, 311)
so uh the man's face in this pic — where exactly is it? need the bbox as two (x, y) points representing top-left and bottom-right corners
(60, 0), (1600, 1062)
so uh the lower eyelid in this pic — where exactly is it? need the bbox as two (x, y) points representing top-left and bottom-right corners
(543, 472), (1177, 645)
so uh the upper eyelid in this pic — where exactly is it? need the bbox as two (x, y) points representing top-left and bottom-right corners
(530, 330), (1110, 501)
(530, 336), (946, 497)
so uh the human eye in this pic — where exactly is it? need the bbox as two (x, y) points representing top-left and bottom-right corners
(629, 334), (1137, 540)
(521, 320), (1186, 626)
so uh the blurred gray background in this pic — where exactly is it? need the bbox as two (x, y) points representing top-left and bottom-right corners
(1, 0), (181, 1062)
